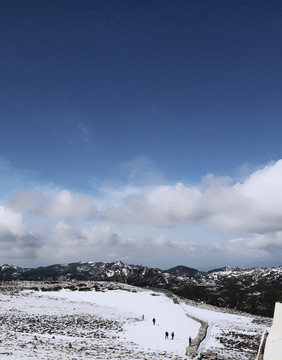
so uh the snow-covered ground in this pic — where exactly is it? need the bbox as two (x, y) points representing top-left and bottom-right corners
(0, 281), (271, 359)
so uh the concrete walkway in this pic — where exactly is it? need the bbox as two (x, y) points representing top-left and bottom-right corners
(184, 313), (208, 357)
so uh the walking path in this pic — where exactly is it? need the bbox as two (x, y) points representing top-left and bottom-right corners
(157, 289), (226, 360)
(152, 289), (208, 357)
(165, 292), (208, 357)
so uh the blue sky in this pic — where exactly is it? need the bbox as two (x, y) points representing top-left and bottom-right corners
(0, 0), (282, 270)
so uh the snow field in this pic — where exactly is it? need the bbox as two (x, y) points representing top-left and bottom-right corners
(0, 282), (271, 359)
(45, 288), (201, 356)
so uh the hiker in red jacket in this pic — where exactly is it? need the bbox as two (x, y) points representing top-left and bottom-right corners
(171, 331), (174, 339)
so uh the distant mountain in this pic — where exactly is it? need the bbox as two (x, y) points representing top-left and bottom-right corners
(1, 261), (282, 317)
(0, 261), (189, 288)
(163, 265), (202, 277)
(0, 264), (25, 281)
(177, 266), (282, 317)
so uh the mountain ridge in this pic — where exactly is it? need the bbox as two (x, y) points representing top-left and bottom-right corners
(1, 261), (282, 317)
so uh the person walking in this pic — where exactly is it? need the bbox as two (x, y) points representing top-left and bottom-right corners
(165, 331), (169, 339)
(189, 336), (192, 346)
(171, 331), (174, 339)
(152, 318), (156, 325)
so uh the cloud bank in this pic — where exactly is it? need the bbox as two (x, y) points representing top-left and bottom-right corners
(103, 160), (282, 234)
(1, 160), (282, 270)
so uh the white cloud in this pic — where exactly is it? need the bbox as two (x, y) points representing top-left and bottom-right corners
(102, 160), (282, 235)
(0, 205), (25, 236)
(103, 183), (201, 227)
(226, 232), (282, 258)
(199, 159), (282, 233)
(0, 205), (42, 261)
(2, 159), (282, 269)
(235, 160), (282, 229)
(9, 189), (96, 221)
(47, 190), (96, 220)
(36, 222), (137, 265)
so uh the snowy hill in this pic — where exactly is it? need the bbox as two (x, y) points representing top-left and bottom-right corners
(0, 281), (271, 360)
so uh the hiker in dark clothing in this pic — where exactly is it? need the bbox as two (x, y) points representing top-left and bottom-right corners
(189, 336), (192, 346)
(165, 331), (169, 339)
(152, 318), (156, 325)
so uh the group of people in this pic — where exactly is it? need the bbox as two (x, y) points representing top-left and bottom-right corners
(164, 331), (174, 339)
(143, 315), (218, 359)
(150, 317), (175, 340)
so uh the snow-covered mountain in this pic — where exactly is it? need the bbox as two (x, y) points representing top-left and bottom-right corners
(0, 261), (196, 287)
(1, 261), (282, 317)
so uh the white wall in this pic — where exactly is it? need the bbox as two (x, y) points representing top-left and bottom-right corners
(263, 302), (282, 359)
